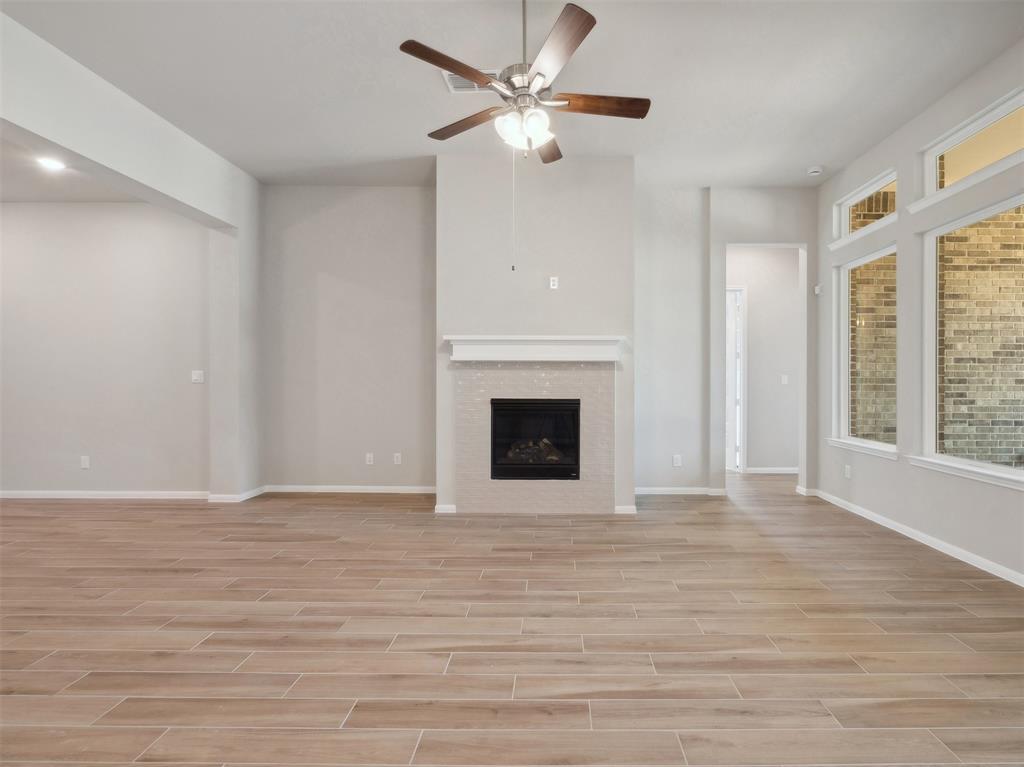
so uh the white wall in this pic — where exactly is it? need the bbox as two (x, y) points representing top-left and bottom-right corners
(1, 14), (264, 499)
(726, 246), (800, 470)
(634, 187), (708, 490)
(261, 186), (436, 488)
(814, 40), (1024, 578)
(435, 153), (635, 509)
(1, 203), (209, 494)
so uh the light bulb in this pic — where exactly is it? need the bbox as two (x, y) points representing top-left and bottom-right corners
(494, 112), (523, 143)
(36, 157), (66, 172)
(522, 108), (550, 141)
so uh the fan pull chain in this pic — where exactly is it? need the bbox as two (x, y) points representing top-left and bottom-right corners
(511, 143), (516, 271)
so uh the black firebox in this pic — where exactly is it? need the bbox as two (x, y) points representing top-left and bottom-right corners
(490, 398), (580, 480)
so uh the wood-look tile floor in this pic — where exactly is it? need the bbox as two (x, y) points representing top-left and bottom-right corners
(1, 474), (1022, 765)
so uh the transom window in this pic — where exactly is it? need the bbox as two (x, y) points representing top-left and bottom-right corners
(848, 180), (897, 234)
(834, 170), (898, 240)
(938, 106), (1023, 189)
(923, 91), (1024, 196)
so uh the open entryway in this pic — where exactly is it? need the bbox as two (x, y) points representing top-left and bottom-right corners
(724, 246), (801, 476)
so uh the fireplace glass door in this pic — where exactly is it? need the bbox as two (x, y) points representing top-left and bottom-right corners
(490, 399), (580, 480)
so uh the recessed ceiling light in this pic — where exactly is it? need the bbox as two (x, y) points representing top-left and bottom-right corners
(36, 157), (66, 172)
(806, 165), (824, 177)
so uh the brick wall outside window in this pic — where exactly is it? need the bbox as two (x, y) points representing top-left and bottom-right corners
(848, 181), (897, 233)
(849, 253), (897, 444)
(937, 205), (1024, 468)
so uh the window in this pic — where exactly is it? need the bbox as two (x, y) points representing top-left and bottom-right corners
(922, 91), (1024, 197)
(933, 203), (1024, 468)
(833, 248), (897, 452)
(833, 170), (898, 241)
(938, 107), (1023, 189)
(848, 180), (897, 234)
(847, 252), (897, 444)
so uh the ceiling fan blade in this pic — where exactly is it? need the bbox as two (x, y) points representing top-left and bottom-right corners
(400, 40), (506, 93)
(428, 107), (506, 141)
(553, 93), (651, 119)
(538, 139), (563, 164)
(527, 4), (596, 90)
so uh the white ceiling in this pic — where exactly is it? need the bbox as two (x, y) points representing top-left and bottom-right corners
(4, 1), (1023, 187)
(0, 138), (139, 202)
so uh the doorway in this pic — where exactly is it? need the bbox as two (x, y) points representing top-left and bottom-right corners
(723, 246), (802, 476)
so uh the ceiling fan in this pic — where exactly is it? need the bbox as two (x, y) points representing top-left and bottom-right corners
(400, 1), (651, 164)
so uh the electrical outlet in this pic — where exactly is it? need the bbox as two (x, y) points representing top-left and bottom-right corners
(672, 454), (683, 467)
(80, 455), (90, 470)
(549, 276), (559, 289)
(393, 453), (402, 465)
(191, 370), (205, 384)
(781, 374), (789, 385)
(365, 452), (374, 465)
(844, 464), (851, 479)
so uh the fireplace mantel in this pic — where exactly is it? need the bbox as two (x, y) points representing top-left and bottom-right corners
(444, 335), (623, 363)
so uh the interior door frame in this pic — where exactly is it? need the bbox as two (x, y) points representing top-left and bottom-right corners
(725, 286), (749, 472)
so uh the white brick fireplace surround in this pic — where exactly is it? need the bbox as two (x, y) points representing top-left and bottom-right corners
(437, 336), (634, 515)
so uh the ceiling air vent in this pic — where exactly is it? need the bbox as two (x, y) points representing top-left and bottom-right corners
(442, 69), (501, 94)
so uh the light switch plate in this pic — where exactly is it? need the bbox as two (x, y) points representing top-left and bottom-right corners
(191, 370), (205, 384)
(781, 374), (789, 385)
(393, 453), (402, 465)
(549, 276), (559, 289)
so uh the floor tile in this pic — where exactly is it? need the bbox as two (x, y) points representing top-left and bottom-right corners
(933, 727), (1024, 762)
(413, 730), (686, 765)
(97, 697), (356, 727)
(344, 699), (591, 729)
(590, 699), (839, 729)
(676, 728), (957, 765)
(514, 674), (738, 699)
(138, 727), (420, 764)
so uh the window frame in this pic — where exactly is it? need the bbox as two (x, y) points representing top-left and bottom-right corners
(829, 244), (899, 460)
(910, 89), (1024, 214)
(830, 169), (898, 250)
(917, 193), (1024, 491)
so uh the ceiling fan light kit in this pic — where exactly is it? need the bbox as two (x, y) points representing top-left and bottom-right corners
(400, 2), (651, 164)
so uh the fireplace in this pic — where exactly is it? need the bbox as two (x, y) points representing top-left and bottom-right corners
(491, 398), (580, 480)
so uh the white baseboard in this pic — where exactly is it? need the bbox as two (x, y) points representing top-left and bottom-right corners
(635, 486), (726, 496)
(207, 486), (267, 503)
(805, 487), (1024, 587)
(743, 467), (798, 474)
(434, 504), (457, 514)
(614, 505), (638, 514)
(795, 485), (811, 496)
(0, 489), (208, 500)
(262, 484), (436, 494)
(2, 485), (437, 504)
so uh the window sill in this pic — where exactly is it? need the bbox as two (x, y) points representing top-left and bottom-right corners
(907, 150), (1024, 216)
(826, 437), (899, 460)
(827, 213), (899, 252)
(907, 455), (1024, 492)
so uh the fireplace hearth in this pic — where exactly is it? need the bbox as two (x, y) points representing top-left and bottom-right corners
(491, 398), (580, 480)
